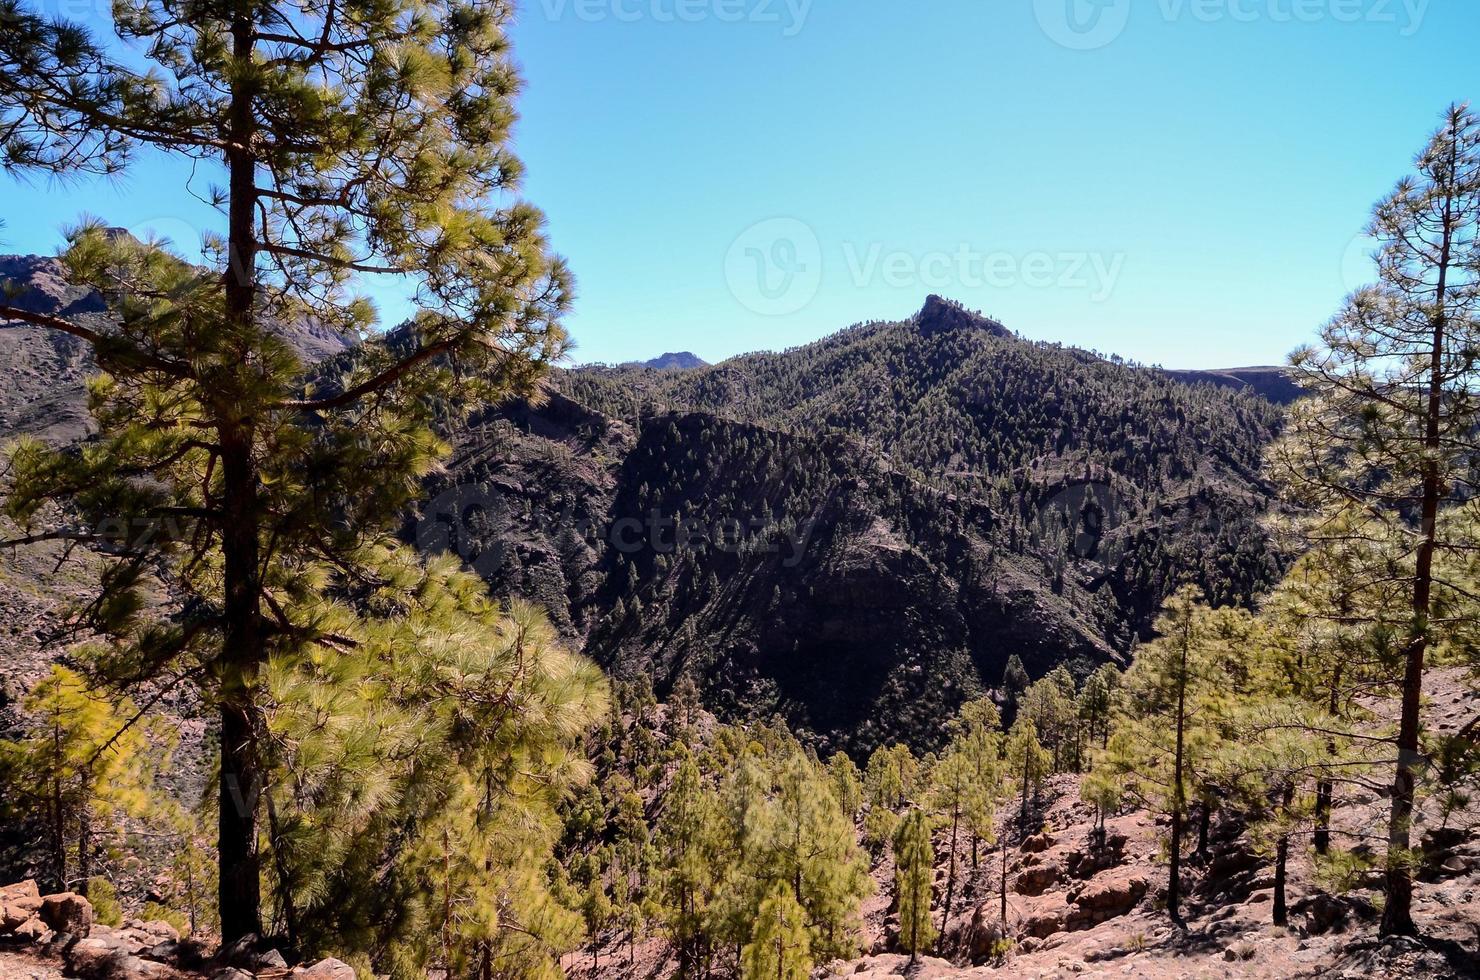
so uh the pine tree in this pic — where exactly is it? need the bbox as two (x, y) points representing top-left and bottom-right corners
(862, 743), (916, 850)
(657, 752), (718, 976)
(767, 755), (869, 961)
(268, 594), (606, 976)
(0, 0), (570, 941)
(1091, 586), (1227, 924)
(1003, 716), (1049, 834)
(0, 665), (167, 893)
(1001, 655), (1030, 726)
(926, 749), (981, 947)
(740, 883), (811, 980)
(827, 752), (864, 820)
(1078, 664), (1120, 751)
(891, 808), (936, 965)
(1267, 103), (1480, 936)
(948, 701), (1002, 869)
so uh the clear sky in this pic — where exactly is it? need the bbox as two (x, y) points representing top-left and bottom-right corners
(3, 0), (1477, 368)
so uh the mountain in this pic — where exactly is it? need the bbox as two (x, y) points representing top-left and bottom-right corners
(0, 253), (356, 445)
(0, 254), (1291, 753)
(625, 351), (708, 371)
(1166, 365), (1304, 405)
(412, 296), (1289, 754)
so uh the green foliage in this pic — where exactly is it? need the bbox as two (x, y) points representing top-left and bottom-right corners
(0, 665), (168, 892)
(1003, 715), (1050, 831)
(741, 883), (811, 980)
(1266, 103), (1480, 935)
(1, 0), (573, 948)
(140, 901), (189, 937)
(88, 877), (123, 927)
(827, 753), (864, 819)
(263, 591), (607, 978)
(891, 808), (936, 961)
(864, 744), (916, 811)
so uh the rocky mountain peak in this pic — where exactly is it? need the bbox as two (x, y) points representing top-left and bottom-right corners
(914, 294), (1011, 340)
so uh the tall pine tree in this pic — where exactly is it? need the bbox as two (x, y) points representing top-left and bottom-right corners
(1, 0), (570, 942)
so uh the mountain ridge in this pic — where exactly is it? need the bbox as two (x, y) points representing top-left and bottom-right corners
(0, 254), (1291, 751)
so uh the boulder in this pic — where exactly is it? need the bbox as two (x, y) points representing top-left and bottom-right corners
(962, 905), (1008, 962)
(1021, 832), (1055, 854)
(0, 880), (39, 904)
(1064, 870), (1147, 931)
(1291, 893), (1374, 935)
(1065, 832), (1128, 878)
(1014, 862), (1061, 896)
(124, 918), (181, 943)
(40, 891), (94, 937)
(11, 916), (49, 942)
(292, 957), (357, 979)
(1, 879), (43, 932)
(65, 932), (171, 979)
(1020, 908), (1065, 939)
(218, 932), (290, 971)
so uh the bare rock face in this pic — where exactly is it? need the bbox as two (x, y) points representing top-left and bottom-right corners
(1064, 869), (1148, 931)
(1013, 862), (1062, 896)
(957, 905), (1008, 963)
(1020, 832), (1055, 854)
(1016, 896), (1066, 940)
(1, 879), (43, 932)
(1292, 892), (1376, 936)
(38, 891), (93, 937)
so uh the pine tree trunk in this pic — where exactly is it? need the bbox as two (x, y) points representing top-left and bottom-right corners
(1273, 782), (1294, 926)
(1313, 778), (1333, 856)
(50, 762), (66, 893)
(216, 2), (264, 940)
(77, 776), (92, 894)
(939, 804), (958, 952)
(998, 840), (1007, 925)
(1168, 630), (1190, 926)
(1019, 756), (1031, 832)
(1315, 669), (1342, 856)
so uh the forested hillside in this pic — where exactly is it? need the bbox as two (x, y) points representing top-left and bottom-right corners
(0, 258), (1289, 755)
(419, 295), (1289, 752)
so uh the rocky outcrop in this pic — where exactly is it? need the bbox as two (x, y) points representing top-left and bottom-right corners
(1013, 861), (1061, 896)
(1, 879), (42, 932)
(39, 891), (94, 937)
(1064, 868), (1149, 931)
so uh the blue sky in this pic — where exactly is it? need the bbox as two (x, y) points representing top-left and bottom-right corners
(3, 0), (1476, 368)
